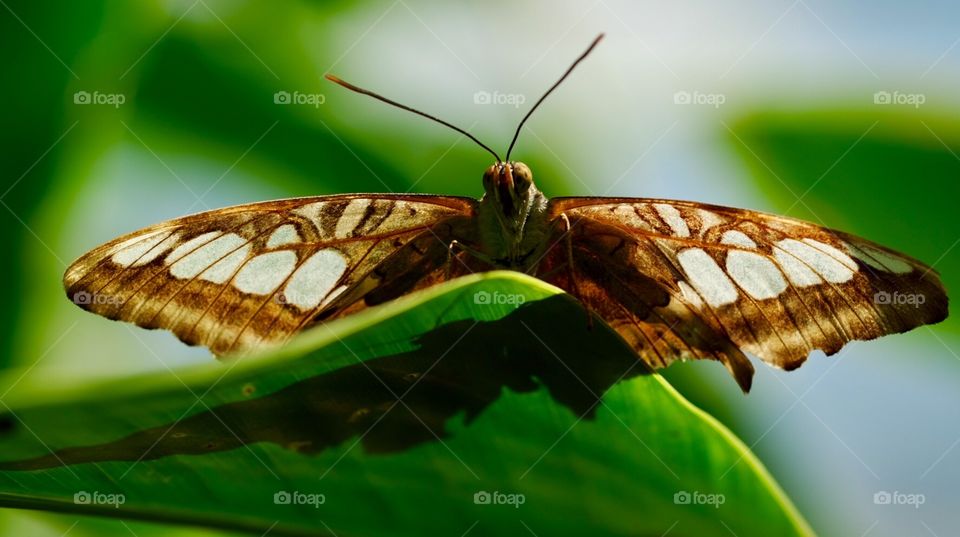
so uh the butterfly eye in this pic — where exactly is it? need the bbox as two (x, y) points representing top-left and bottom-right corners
(516, 175), (530, 192)
(511, 163), (533, 191)
(482, 165), (498, 191)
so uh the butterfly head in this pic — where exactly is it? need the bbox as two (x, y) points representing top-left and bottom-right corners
(482, 161), (538, 220)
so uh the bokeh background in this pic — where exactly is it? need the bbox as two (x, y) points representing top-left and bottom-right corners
(2, 0), (959, 535)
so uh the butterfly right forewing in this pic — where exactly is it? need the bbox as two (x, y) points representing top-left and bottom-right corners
(64, 195), (477, 356)
(539, 197), (949, 391)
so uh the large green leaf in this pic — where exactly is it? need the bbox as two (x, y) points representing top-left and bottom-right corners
(0, 273), (812, 536)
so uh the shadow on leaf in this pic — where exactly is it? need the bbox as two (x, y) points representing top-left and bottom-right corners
(0, 295), (651, 471)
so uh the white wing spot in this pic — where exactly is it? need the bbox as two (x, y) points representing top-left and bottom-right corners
(166, 231), (222, 265)
(234, 250), (298, 295)
(322, 285), (348, 308)
(677, 248), (738, 307)
(845, 242), (913, 274)
(721, 230), (757, 249)
(697, 209), (725, 233)
(111, 230), (176, 267)
(612, 205), (652, 230)
(282, 248), (348, 310)
(199, 242), (251, 284)
(802, 239), (857, 270)
(654, 203), (690, 237)
(377, 200), (440, 233)
(335, 199), (371, 238)
(773, 245), (822, 286)
(267, 224), (301, 248)
(726, 250), (787, 300)
(170, 233), (247, 280)
(678, 281), (704, 308)
(774, 239), (854, 285)
(292, 202), (328, 238)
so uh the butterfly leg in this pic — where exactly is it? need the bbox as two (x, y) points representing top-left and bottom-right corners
(558, 213), (594, 330)
(445, 240), (494, 280)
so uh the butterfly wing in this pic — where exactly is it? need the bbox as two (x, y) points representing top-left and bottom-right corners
(542, 197), (949, 391)
(64, 195), (476, 356)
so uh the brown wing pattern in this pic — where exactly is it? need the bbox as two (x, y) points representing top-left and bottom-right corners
(64, 195), (476, 356)
(543, 198), (949, 391)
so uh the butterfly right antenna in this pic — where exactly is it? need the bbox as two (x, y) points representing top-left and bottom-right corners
(505, 33), (604, 162)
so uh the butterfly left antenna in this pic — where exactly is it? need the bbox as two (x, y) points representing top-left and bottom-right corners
(325, 74), (503, 163)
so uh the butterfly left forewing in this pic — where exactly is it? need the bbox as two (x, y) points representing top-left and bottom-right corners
(65, 195), (476, 356)
(542, 197), (948, 390)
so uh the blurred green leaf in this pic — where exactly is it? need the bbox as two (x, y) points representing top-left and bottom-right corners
(0, 273), (812, 536)
(0, 0), (107, 368)
(133, 35), (415, 196)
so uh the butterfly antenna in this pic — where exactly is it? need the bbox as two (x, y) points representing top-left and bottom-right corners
(325, 74), (503, 163)
(505, 33), (605, 162)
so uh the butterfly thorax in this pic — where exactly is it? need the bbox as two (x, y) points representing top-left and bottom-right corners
(476, 161), (552, 269)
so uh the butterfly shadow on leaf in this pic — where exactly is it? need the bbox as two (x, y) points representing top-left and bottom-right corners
(0, 294), (653, 471)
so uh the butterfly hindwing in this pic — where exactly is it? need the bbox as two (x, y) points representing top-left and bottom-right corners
(64, 195), (476, 356)
(543, 198), (948, 390)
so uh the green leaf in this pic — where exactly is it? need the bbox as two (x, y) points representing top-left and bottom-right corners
(0, 272), (813, 536)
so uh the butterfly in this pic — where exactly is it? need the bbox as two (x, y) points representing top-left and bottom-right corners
(64, 34), (948, 392)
